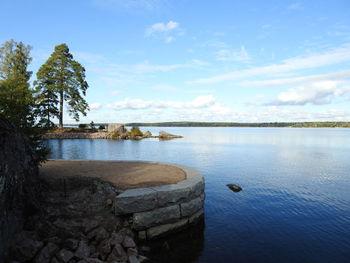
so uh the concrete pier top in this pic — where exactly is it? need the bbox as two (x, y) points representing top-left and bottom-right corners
(40, 160), (186, 190)
(40, 160), (205, 240)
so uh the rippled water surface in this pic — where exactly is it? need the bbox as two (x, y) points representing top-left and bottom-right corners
(47, 127), (350, 263)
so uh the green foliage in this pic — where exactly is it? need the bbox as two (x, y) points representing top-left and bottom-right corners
(90, 121), (95, 129)
(98, 125), (105, 130)
(0, 40), (48, 164)
(34, 81), (59, 129)
(130, 126), (143, 137)
(36, 43), (89, 128)
(111, 131), (119, 139)
(0, 40), (34, 129)
(78, 123), (87, 129)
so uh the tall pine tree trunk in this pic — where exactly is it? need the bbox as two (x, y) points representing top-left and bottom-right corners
(47, 107), (50, 129)
(59, 90), (63, 128)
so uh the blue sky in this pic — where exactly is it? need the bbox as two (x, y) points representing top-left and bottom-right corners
(1, 0), (350, 123)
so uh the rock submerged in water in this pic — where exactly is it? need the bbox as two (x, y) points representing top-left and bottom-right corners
(158, 131), (183, 139)
(227, 184), (242, 192)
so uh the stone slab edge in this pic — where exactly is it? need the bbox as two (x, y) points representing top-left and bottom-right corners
(115, 162), (204, 214)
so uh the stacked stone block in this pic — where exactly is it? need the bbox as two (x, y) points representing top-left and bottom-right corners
(114, 164), (205, 240)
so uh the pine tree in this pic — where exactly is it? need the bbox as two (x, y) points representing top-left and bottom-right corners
(0, 40), (48, 163)
(34, 81), (59, 129)
(36, 43), (89, 128)
(0, 40), (34, 129)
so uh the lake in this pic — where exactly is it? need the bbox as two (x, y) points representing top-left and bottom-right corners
(47, 127), (350, 263)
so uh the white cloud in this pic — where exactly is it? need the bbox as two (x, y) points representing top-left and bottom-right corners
(127, 59), (209, 74)
(190, 44), (350, 85)
(89, 103), (102, 110)
(132, 61), (181, 73)
(145, 21), (179, 36)
(241, 70), (350, 87)
(267, 81), (350, 106)
(216, 46), (250, 62)
(111, 90), (121, 96)
(92, 0), (165, 11)
(188, 95), (217, 108)
(165, 36), (174, 43)
(202, 40), (230, 49)
(151, 84), (178, 91)
(313, 109), (350, 120)
(145, 21), (182, 42)
(288, 2), (302, 10)
(107, 95), (219, 110)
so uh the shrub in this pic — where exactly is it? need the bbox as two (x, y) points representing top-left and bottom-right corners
(78, 123), (87, 129)
(111, 131), (119, 139)
(98, 125), (105, 130)
(90, 121), (95, 129)
(130, 126), (143, 137)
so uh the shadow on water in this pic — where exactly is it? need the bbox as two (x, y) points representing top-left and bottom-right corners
(141, 218), (205, 263)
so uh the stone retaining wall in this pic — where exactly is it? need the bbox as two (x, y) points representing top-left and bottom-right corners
(114, 164), (205, 240)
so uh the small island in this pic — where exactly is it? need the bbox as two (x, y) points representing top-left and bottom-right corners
(42, 123), (183, 140)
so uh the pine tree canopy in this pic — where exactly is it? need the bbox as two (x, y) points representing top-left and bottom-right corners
(36, 43), (89, 128)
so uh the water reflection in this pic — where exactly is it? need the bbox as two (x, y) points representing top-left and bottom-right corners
(141, 219), (205, 263)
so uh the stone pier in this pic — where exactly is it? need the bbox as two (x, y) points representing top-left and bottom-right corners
(114, 164), (205, 240)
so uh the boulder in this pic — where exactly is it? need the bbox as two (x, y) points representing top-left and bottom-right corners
(109, 232), (124, 246)
(226, 184), (242, 192)
(122, 236), (136, 248)
(143, 131), (152, 138)
(87, 227), (109, 243)
(85, 259), (105, 263)
(10, 237), (44, 262)
(56, 249), (74, 263)
(34, 243), (59, 263)
(96, 239), (111, 260)
(107, 124), (125, 134)
(158, 131), (183, 139)
(75, 241), (90, 259)
(127, 248), (138, 257)
(63, 239), (79, 251)
(107, 244), (127, 262)
(129, 255), (140, 263)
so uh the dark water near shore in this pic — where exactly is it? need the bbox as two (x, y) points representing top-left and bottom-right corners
(47, 127), (350, 263)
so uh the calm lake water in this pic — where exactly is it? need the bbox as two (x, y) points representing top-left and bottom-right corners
(47, 127), (350, 263)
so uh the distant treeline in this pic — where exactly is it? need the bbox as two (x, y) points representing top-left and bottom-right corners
(125, 122), (350, 128)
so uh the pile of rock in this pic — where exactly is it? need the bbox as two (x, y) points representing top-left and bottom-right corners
(10, 228), (146, 263)
(7, 173), (148, 263)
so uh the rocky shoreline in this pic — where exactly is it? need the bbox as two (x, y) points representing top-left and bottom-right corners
(8, 174), (148, 263)
(41, 131), (183, 140)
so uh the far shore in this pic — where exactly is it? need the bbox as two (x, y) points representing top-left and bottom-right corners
(59, 121), (350, 128)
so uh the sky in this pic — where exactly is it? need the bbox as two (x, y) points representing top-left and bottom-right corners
(1, 0), (350, 123)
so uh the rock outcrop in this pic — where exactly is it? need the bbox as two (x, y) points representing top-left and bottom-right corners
(42, 132), (113, 140)
(158, 131), (183, 139)
(108, 124), (125, 134)
(0, 114), (40, 262)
